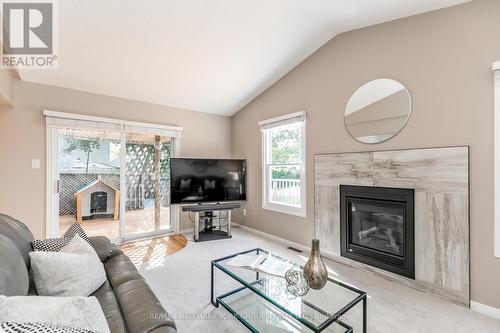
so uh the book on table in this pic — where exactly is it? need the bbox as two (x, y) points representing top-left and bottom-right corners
(225, 253), (293, 277)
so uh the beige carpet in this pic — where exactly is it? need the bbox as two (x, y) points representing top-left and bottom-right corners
(136, 227), (500, 333)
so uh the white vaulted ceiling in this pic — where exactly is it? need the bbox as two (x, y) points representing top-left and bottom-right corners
(19, 0), (470, 116)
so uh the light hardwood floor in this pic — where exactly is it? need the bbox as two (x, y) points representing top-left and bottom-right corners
(119, 234), (187, 265)
(59, 207), (170, 240)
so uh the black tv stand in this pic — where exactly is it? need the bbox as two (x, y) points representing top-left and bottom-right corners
(182, 202), (240, 242)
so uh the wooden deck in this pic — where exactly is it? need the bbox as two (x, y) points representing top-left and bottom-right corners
(59, 207), (170, 240)
(120, 234), (187, 265)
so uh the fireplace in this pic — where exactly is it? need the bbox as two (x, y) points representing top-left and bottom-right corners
(340, 185), (415, 279)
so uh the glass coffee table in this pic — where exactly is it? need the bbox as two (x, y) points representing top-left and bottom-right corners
(211, 248), (367, 333)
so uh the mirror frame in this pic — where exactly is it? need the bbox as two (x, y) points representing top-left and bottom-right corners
(344, 78), (412, 144)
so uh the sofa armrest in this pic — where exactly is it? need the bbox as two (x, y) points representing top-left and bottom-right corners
(114, 278), (176, 333)
(88, 236), (122, 262)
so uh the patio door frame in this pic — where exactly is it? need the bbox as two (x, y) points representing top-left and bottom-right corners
(44, 110), (182, 242)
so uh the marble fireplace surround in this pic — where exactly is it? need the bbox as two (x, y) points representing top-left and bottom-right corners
(314, 146), (469, 306)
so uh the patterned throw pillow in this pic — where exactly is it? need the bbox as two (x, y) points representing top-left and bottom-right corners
(64, 223), (91, 244)
(0, 322), (96, 333)
(32, 238), (70, 252)
(32, 223), (90, 252)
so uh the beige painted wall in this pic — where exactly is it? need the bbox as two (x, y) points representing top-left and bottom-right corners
(0, 79), (231, 239)
(232, 0), (500, 308)
(0, 68), (19, 107)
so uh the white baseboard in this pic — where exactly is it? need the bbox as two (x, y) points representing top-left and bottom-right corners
(236, 224), (310, 253)
(471, 301), (500, 320)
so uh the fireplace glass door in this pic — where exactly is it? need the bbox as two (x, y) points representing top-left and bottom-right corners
(348, 198), (405, 257)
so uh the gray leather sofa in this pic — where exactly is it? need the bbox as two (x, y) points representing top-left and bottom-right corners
(0, 213), (177, 333)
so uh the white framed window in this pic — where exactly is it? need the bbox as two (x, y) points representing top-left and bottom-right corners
(260, 111), (306, 217)
(494, 61), (500, 258)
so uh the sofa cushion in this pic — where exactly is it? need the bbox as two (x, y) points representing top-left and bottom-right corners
(114, 279), (176, 333)
(0, 214), (34, 267)
(0, 234), (29, 296)
(92, 280), (127, 333)
(104, 254), (143, 288)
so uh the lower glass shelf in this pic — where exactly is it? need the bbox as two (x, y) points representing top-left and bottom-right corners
(217, 287), (353, 333)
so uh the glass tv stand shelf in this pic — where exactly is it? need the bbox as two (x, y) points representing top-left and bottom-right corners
(211, 248), (367, 333)
(182, 202), (240, 242)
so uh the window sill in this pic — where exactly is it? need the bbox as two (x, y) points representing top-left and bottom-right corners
(262, 203), (306, 218)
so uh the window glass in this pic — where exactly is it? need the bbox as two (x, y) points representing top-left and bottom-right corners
(262, 120), (305, 216)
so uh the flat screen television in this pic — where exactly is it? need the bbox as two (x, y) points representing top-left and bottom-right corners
(170, 158), (247, 204)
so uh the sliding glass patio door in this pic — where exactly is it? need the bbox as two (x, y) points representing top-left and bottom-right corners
(57, 125), (122, 239)
(46, 113), (180, 242)
(122, 129), (173, 240)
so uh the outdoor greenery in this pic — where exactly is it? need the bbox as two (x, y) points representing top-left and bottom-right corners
(271, 125), (301, 163)
(63, 137), (101, 173)
(271, 124), (301, 179)
(271, 166), (300, 180)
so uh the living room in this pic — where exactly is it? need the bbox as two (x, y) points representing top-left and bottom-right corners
(0, 0), (499, 332)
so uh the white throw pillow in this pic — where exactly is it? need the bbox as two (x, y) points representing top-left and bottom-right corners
(60, 234), (99, 257)
(0, 295), (110, 333)
(30, 235), (106, 297)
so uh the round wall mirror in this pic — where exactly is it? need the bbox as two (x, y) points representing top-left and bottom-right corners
(345, 79), (412, 144)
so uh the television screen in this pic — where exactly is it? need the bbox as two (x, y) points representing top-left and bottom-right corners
(170, 158), (247, 204)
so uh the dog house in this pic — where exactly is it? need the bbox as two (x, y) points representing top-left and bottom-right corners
(75, 180), (119, 223)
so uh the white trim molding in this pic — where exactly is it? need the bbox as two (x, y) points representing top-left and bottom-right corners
(260, 111), (307, 218)
(43, 110), (183, 135)
(45, 127), (59, 238)
(44, 110), (182, 240)
(471, 301), (500, 320)
(493, 61), (500, 72)
(494, 63), (500, 258)
(258, 111), (306, 128)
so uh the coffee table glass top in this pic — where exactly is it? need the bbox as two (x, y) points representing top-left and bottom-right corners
(219, 287), (352, 333)
(212, 249), (366, 332)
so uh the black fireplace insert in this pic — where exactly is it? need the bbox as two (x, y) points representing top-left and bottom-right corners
(340, 185), (415, 279)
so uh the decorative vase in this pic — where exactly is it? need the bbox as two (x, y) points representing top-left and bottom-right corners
(303, 239), (328, 290)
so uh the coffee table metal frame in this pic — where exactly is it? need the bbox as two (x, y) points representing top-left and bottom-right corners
(211, 248), (367, 333)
